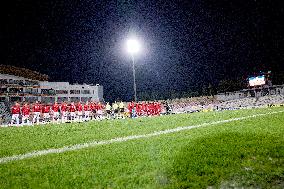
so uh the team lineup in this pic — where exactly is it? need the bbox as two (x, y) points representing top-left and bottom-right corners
(8, 101), (163, 126)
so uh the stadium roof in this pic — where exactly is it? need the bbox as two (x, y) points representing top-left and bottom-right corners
(0, 65), (48, 81)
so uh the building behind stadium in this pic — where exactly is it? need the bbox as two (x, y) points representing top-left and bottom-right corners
(0, 65), (103, 103)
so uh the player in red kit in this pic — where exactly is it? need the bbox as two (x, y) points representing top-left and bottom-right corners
(156, 102), (161, 116)
(136, 103), (142, 117)
(128, 101), (135, 118)
(51, 101), (60, 123)
(42, 104), (51, 124)
(76, 102), (83, 122)
(32, 101), (41, 125)
(69, 102), (77, 122)
(83, 101), (91, 121)
(141, 102), (147, 117)
(10, 102), (21, 126)
(60, 102), (68, 123)
(146, 102), (151, 116)
(90, 101), (96, 120)
(154, 102), (158, 116)
(21, 102), (31, 125)
(150, 102), (155, 116)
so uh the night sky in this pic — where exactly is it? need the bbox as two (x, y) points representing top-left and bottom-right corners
(1, 0), (284, 101)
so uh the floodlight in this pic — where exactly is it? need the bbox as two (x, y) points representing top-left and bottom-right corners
(127, 38), (140, 54)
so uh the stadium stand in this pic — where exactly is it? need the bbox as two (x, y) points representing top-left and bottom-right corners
(215, 95), (284, 110)
(0, 102), (11, 124)
(167, 96), (218, 114)
(0, 65), (48, 81)
(161, 93), (284, 114)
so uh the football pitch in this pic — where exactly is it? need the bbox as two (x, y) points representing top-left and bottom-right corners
(0, 107), (284, 188)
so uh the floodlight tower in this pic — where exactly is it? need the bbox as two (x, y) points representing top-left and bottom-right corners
(127, 38), (140, 102)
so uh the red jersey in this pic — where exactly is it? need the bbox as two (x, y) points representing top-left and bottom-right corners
(146, 104), (150, 112)
(136, 103), (142, 113)
(11, 105), (21, 114)
(61, 103), (68, 112)
(84, 104), (90, 111)
(157, 103), (161, 112)
(153, 103), (159, 115)
(76, 103), (83, 111)
(150, 103), (155, 113)
(42, 105), (50, 113)
(69, 104), (76, 112)
(90, 103), (96, 111)
(96, 103), (103, 110)
(128, 102), (135, 112)
(21, 105), (30, 116)
(52, 104), (60, 112)
(142, 103), (146, 112)
(33, 104), (41, 112)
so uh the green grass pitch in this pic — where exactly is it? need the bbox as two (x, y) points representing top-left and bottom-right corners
(0, 107), (283, 188)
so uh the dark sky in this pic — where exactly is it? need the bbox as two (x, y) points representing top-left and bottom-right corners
(1, 0), (284, 101)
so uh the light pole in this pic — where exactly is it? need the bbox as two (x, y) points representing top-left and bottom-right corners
(127, 38), (140, 102)
(131, 54), (137, 102)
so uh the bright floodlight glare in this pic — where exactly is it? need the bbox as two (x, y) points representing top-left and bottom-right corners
(127, 38), (140, 54)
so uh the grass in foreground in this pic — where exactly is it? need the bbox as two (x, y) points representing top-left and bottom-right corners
(0, 107), (283, 157)
(0, 107), (283, 188)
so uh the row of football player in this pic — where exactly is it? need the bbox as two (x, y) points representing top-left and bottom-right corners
(9, 101), (103, 126)
(9, 101), (163, 126)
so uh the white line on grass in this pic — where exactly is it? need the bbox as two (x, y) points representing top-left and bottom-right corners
(0, 110), (283, 164)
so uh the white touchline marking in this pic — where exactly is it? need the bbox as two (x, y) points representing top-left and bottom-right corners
(0, 110), (283, 164)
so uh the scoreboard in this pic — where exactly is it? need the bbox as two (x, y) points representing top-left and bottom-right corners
(248, 75), (266, 87)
